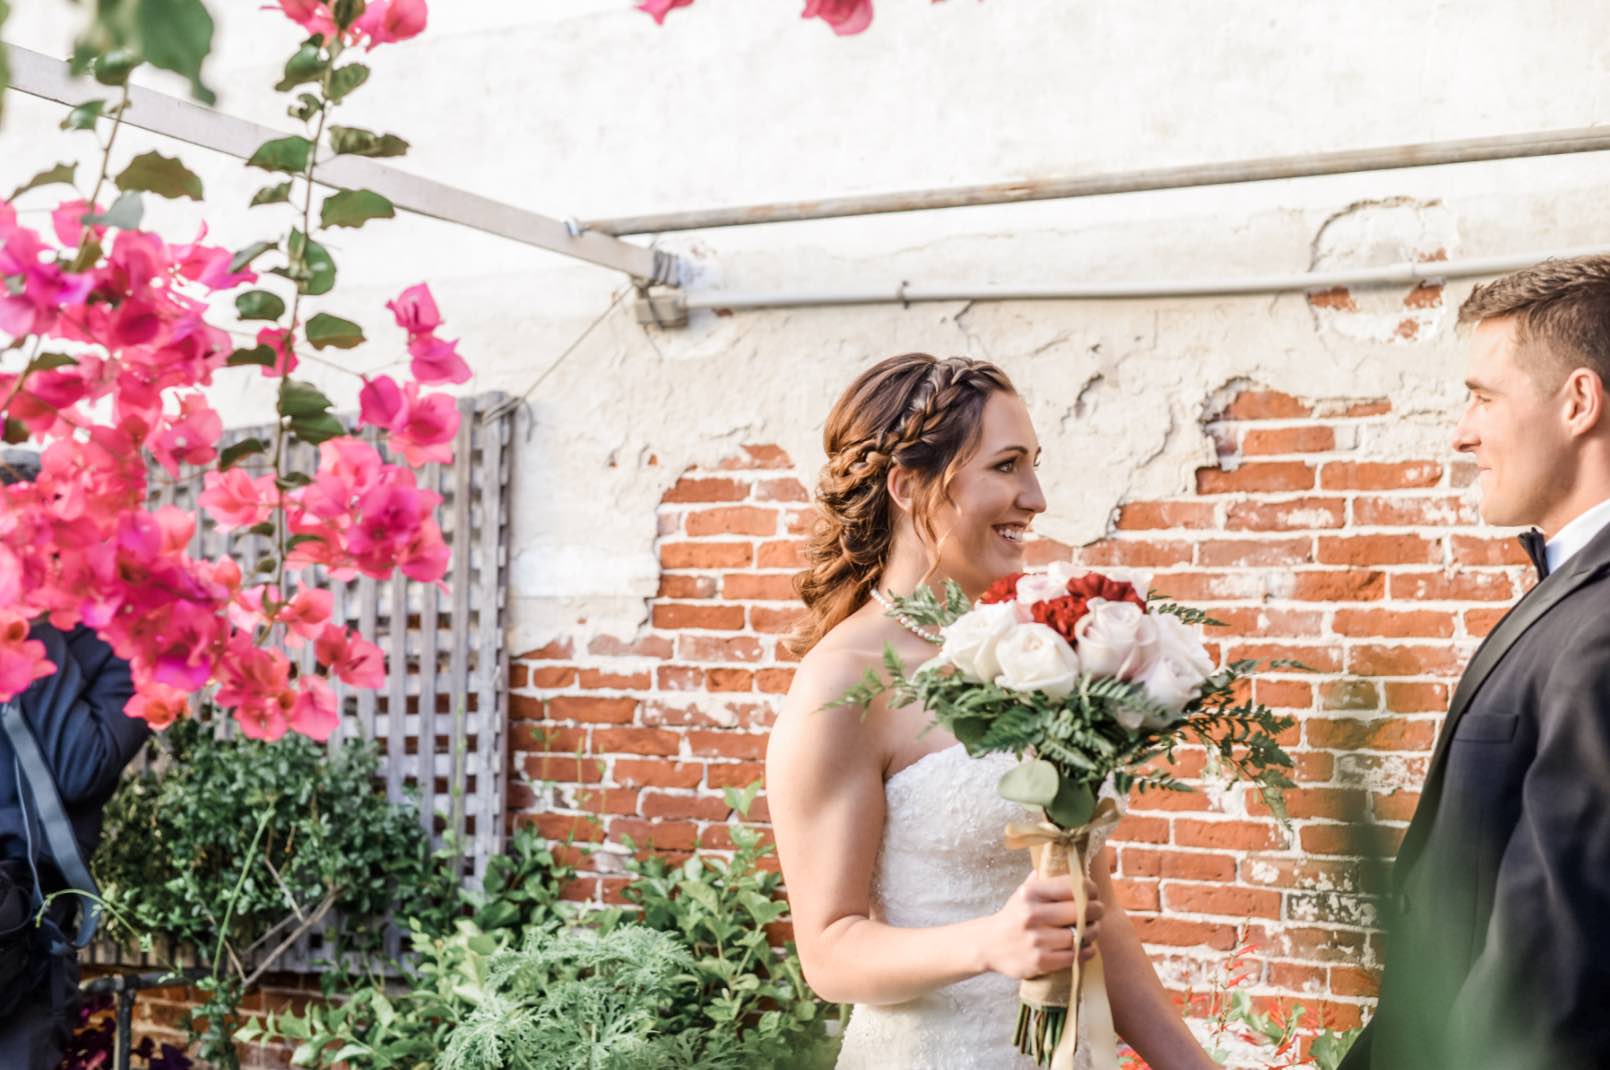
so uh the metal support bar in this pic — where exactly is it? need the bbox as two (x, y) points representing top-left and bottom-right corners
(2, 44), (680, 285)
(647, 243), (1610, 320)
(590, 126), (1610, 236)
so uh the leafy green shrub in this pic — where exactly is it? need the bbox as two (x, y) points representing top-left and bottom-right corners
(94, 718), (459, 1066)
(252, 782), (839, 1069)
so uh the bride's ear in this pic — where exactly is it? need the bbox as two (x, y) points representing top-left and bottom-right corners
(886, 464), (917, 515)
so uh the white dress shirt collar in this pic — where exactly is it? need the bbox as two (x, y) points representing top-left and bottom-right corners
(1545, 495), (1610, 575)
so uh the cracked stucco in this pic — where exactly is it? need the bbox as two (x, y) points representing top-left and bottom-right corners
(5, 2), (1610, 654)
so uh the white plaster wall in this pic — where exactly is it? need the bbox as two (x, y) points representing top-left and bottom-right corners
(3, 0), (1609, 651)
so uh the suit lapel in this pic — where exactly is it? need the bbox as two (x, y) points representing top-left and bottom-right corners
(1395, 522), (1610, 882)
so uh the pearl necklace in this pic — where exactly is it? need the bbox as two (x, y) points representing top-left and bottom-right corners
(870, 588), (943, 644)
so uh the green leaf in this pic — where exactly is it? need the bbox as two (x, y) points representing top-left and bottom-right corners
(115, 151), (203, 200)
(135, 0), (216, 105)
(26, 352), (78, 373)
(234, 290), (285, 322)
(225, 345), (276, 368)
(3, 418), (28, 445)
(250, 181), (292, 208)
(59, 98), (106, 132)
(8, 162), (77, 201)
(279, 380), (333, 419)
(327, 125), (409, 159)
(305, 312), (365, 350)
(288, 229), (335, 295)
(1044, 778), (1096, 829)
(997, 758), (1060, 808)
(92, 49), (141, 88)
(320, 188), (394, 230)
(288, 93), (322, 122)
(286, 533), (325, 550)
(0, 2), (10, 126)
(247, 136), (314, 174)
(327, 63), (369, 104)
(273, 41), (326, 92)
(83, 191), (143, 230)
(332, 0), (368, 29)
(218, 437), (268, 470)
(290, 412), (347, 445)
(228, 240), (278, 275)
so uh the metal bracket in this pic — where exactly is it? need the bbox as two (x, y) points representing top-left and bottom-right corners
(633, 287), (690, 329)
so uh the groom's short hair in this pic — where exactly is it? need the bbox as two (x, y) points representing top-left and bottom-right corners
(1459, 254), (1610, 389)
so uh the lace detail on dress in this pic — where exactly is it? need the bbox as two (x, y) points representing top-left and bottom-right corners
(835, 745), (1040, 1070)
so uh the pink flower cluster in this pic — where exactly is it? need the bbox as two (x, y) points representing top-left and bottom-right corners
(0, 195), (461, 742)
(387, 282), (471, 386)
(638, 0), (961, 36)
(270, 0), (427, 49)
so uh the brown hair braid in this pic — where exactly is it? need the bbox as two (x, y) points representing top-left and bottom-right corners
(788, 353), (1016, 656)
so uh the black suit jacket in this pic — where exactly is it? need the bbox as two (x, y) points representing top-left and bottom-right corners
(1344, 521), (1610, 1070)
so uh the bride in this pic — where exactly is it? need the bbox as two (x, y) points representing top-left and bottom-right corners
(766, 354), (1218, 1069)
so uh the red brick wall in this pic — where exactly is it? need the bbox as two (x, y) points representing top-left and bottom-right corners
(511, 386), (1527, 1032)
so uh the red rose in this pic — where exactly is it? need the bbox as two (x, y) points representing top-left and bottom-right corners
(1067, 572), (1146, 611)
(979, 572), (1024, 605)
(1030, 572), (1147, 645)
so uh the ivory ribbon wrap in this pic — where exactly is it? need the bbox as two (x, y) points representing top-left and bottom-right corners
(1004, 798), (1123, 1070)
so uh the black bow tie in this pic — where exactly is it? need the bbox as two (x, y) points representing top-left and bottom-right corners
(1519, 528), (1550, 580)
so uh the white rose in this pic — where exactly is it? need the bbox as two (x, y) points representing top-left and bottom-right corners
(1074, 598), (1159, 681)
(1138, 613), (1216, 722)
(939, 601), (1027, 682)
(993, 622), (1081, 700)
(1015, 561), (1085, 606)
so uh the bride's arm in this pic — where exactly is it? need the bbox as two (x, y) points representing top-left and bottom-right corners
(1091, 846), (1219, 1070)
(767, 650), (1096, 1007)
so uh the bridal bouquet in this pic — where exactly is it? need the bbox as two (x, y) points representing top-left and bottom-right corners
(838, 564), (1297, 1070)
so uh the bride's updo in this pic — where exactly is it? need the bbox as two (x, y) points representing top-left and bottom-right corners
(789, 353), (1017, 656)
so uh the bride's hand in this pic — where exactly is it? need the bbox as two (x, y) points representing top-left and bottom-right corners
(982, 872), (1104, 980)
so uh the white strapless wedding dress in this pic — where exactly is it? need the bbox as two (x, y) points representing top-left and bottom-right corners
(835, 743), (1117, 1070)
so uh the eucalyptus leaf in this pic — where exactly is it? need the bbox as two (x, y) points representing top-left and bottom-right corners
(997, 758), (1060, 807)
(1044, 778), (1097, 829)
(8, 162), (76, 201)
(115, 150), (203, 200)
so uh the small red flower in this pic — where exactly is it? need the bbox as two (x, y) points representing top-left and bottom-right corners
(978, 572), (1023, 604)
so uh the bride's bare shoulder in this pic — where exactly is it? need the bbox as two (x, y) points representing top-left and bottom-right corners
(768, 618), (893, 765)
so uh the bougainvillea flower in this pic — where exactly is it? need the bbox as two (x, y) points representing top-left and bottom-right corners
(407, 333), (471, 385)
(386, 282), (440, 335)
(279, 583), (333, 643)
(0, 614), (53, 700)
(638, 0), (695, 24)
(267, 0), (339, 38)
(198, 468), (277, 531)
(803, 0), (874, 35)
(358, 374), (404, 430)
(257, 326), (297, 378)
(314, 623), (386, 689)
(388, 382), (459, 466)
(50, 199), (106, 249)
(354, 0), (427, 48)
(148, 393), (223, 477)
(289, 675), (340, 740)
(124, 682), (191, 730)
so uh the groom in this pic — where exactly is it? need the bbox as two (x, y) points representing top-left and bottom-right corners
(1342, 255), (1610, 1070)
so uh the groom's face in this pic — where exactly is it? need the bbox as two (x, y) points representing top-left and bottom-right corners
(1454, 316), (1570, 530)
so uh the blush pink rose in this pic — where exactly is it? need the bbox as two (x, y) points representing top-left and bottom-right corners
(803, 0), (874, 35)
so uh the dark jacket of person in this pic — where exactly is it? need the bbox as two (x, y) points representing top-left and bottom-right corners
(0, 623), (150, 882)
(1342, 520), (1610, 1070)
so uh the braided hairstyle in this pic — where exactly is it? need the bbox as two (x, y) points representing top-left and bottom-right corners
(789, 353), (1017, 656)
